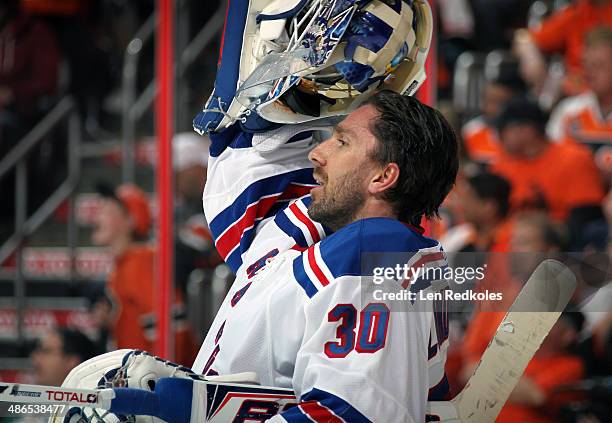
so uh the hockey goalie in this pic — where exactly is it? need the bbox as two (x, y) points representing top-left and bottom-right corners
(51, 0), (462, 422)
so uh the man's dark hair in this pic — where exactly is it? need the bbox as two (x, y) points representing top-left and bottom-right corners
(365, 90), (459, 226)
(56, 328), (97, 363)
(467, 172), (512, 218)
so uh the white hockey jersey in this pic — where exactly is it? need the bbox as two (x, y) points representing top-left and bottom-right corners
(192, 123), (450, 423)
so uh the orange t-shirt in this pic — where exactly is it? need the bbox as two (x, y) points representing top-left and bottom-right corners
(490, 142), (604, 221)
(462, 308), (585, 423)
(107, 245), (197, 365)
(461, 117), (503, 164)
(496, 355), (585, 423)
(530, 0), (612, 92)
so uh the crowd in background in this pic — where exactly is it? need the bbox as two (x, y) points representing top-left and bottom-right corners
(434, 1), (612, 422)
(1, 1), (612, 422)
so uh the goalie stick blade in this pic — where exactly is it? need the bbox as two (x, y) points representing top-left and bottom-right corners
(454, 259), (576, 422)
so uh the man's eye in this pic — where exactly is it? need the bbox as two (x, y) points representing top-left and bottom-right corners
(337, 139), (347, 146)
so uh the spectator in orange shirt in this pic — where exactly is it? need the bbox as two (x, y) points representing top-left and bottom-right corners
(91, 183), (197, 365)
(548, 26), (612, 181)
(514, 0), (612, 96)
(490, 97), (605, 245)
(496, 311), (586, 423)
(462, 68), (527, 165)
(441, 172), (513, 253)
(460, 211), (567, 383)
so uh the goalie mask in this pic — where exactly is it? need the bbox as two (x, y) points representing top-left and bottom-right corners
(193, 0), (433, 134)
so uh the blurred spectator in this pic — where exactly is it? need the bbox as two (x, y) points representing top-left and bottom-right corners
(440, 172), (514, 389)
(441, 172), (513, 252)
(91, 182), (197, 365)
(509, 211), (567, 281)
(173, 132), (209, 223)
(496, 310), (586, 423)
(88, 291), (113, 355)
(31, 327), (96, 386)
(469, 0), (533, 52)
(462, 68), (527, 164)
(172, 132), (221, 296)
(514, 0), (612, 96)
(547, 26), (612, 182)
(22, 0), (115, 136)
(0, 0), (59, 150)
(460, 212), (567, 384)
(0, 0), (60, 236)
(437, 0), (532, 98)
(490, 97), (605, 243)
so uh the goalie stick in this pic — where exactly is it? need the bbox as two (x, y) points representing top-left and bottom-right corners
(427, 258), (577, 422)
(1, 260), (576, 423)
(0, 383), (115, 409)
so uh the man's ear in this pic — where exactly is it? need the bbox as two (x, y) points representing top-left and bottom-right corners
(369, 163), (400, 195)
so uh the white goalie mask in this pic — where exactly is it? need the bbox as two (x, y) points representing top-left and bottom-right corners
(193, 0), (433, 133)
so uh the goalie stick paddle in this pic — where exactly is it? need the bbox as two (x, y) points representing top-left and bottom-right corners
(0, 382), (114, 408)
(428, 259), (577, 423)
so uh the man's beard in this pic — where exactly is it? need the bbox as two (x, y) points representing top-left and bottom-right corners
(308, 170), (366, 231)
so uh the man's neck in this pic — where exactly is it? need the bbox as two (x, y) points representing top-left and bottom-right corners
(354, 200), (397, 223)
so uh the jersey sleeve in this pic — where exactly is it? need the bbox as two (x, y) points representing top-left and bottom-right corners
(270, 228), (446, 422)
(203, 124), (320, 273)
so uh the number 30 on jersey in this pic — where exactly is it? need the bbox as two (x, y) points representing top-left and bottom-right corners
(325, 303), (390, 358)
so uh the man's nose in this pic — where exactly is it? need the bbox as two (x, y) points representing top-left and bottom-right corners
(308, 138), (330, 167)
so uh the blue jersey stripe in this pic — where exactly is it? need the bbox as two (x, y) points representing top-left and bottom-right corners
(275, 208), (310, 248)
(209, 169), (316, 258)
(292, 256), (318, 298)
(428, 374), (450, 401)
(279, 388), (371, 422)
(225, 248), (242, 273)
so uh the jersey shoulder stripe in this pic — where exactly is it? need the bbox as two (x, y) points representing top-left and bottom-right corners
(298, 402), (344, 423)
(274, 196), (331, 248)
(291, 217), (443, 298)
(281, 388), (370, 423)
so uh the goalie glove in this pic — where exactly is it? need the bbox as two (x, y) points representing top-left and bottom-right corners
(48, 349), (294, 423)
(49, 350), (200, 423)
